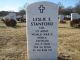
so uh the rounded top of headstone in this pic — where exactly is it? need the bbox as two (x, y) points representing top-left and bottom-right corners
(27, 1), (58, 16)
(27, 1), (58, 9)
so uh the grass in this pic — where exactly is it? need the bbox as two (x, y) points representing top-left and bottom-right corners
(0, 20), (27, 60)
(0, 20), (80, 60)
(58, 21), (80, 60)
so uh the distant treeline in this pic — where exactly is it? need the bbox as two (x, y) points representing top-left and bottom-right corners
(0, 1), (80, 16)
(0, 9), (25, 17)
(0, 11), (11, 16)
(59, 1), (80, 15)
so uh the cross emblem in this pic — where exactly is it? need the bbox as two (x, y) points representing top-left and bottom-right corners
(38, 5), (45, 13)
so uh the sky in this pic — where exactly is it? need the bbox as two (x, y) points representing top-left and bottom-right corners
(0, 0), (26, 12)
(0, 0), (79, 12)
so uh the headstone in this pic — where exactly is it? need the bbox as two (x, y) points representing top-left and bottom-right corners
(7, 13), (16, 20)
(16, 15), (22, 21)
(64, 15), (71, 20)
(23, 15), (26, 20)
(3, 12), (17, 27)
(71, 13), (80, 21)
(26, 1), (58, 60)
(70, 13), (80, 27)
(59, 15), (66, 23)
(3, 13), (16, 20)
(59, 15), (64, 21)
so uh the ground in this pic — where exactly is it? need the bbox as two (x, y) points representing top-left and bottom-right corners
(58, 21), (80, 60)
(0, 20), (27, 60)
(0, 20), (80, 60)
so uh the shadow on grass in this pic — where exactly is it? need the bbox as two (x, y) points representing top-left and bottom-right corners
(13, 25), (26, 28)
(0, 25), (26, 29)
(58, 57), (65, 60)
(58, 57), (72, 60)
(58, 53), (72, 60)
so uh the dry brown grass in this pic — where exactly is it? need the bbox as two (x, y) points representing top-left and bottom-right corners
(0, 21), (26, 60)
(58, 21), (80, 60)
(0, 20), (80, 60)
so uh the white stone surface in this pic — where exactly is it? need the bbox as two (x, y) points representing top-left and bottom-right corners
(59, 15), (64, 21)
(3, 13), (16, 20)
(71, 13), (80, 20)
(26, 1), (58, 60)
(23, 15), (26, 19)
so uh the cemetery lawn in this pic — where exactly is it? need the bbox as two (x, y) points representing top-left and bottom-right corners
(0, 20), (80, 60)
(0, 20), (27, 60)
(58, 21), (80, 60)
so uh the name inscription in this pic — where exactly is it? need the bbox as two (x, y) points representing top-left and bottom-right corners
(31, 17), (54, 52)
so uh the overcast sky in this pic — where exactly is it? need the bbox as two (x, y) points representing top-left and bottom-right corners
(0, 0), (79, 12)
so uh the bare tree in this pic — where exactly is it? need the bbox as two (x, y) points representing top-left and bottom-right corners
(58, 2), (65, 15)
(73, 1), (80, 14)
